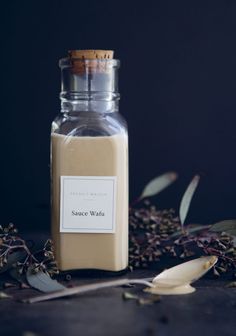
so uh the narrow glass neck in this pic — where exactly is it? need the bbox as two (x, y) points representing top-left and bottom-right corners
(59, 58), (120, 113)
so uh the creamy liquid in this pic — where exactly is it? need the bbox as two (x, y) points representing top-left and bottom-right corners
(146, 283), (196, 295)
(51, 133), (128, 271)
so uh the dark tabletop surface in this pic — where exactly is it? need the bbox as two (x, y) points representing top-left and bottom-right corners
(0, 233), (236, 336)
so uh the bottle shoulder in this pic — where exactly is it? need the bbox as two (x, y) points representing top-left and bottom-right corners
(51, 112), (127, 137)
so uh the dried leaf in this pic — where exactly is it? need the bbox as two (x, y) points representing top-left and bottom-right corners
(210, 220), (236, 236)
(138, 296), (161, 305)
(122, 292), (139, 300)
(0, 291), (12, 299)
(225, 281), (236, 288)
(3, 282), (16, 289)
(26, 268), (65, 293)
(20, 282), (31, 289)
(123, 292), (161, 305)
(22, 332), (39, 336)
(140, 172), (178, 199)
(179, 175), (200, 227)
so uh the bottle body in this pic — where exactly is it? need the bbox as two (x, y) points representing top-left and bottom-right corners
(51, 51), (128, 271)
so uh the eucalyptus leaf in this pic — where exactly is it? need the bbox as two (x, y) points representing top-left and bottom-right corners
(226, 230), (236, 237)
(26, 268), (65, 293)
(140, 172), (178, 199)
(10, 267), (27, 285)
(233, 237), (236, 247)
(210, 220), (236, 236)
(0, 251), (27, 274)
(186, 224), (211, 234)
(179, 175), (200, 227)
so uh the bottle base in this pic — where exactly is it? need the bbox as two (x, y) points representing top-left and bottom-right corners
(59, 267), (130, 279)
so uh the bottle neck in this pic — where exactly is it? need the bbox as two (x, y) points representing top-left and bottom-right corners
(59, 58), (120, 113)
(60, 92), (119, 114)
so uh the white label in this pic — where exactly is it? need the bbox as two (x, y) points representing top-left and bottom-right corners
(60, 176), (116, 233)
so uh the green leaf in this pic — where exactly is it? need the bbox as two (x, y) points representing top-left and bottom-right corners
(210, 220), (236, 236)
(179, 175), (200, 227)
(0, 251), (27, 274)
(26, 268), (65, 293)
(140, 172), (178, 199)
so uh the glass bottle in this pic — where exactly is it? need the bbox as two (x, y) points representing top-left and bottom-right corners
(51, 50), (128, 271)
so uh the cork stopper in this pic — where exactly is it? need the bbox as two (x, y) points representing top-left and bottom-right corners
(68, 50), (114, 60)
(68, 50), (114, 74)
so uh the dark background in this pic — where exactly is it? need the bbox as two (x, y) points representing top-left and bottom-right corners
(1, 0), (236, 231)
